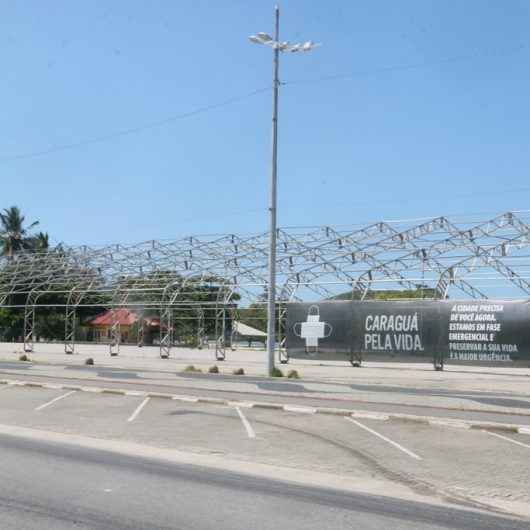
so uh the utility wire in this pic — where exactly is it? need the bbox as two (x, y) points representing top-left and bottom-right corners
(3, 43), (527, 163)
(2, 43), (526, 163)
(0, 86), (271, 163)
(283, 43), (527, 86)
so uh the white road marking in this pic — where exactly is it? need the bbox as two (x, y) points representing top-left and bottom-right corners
(35, 390), (77, 411)
(127, 397), (150, 423)
(345, 417), (422, 460)
(283, 405), (316, 414)
(172, 395), (199, 403)
(428, 419), (470, 430)
(486, 431), (530, 450)
(236, 406), (256, 439)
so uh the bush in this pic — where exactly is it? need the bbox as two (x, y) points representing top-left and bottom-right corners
(85, 358), (94, 366)
(271, 367), (284, 377)
(19, 354), (29, 362)
(183, 365), (202, 373)
(287, 369), (300, 379)
(232, 368), (245, 376)
(208, 365), (219, 374)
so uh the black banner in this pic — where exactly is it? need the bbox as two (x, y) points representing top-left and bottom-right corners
(286, 300), (530, 363)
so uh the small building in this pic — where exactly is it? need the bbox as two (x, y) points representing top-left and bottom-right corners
(87, 308), (139, 343)
(233, 321), (267, 347)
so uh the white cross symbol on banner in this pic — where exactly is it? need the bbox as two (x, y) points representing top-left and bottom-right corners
(293, 305), (333, 354)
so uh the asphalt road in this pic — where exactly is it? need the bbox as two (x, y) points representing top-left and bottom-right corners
(0, 434), (526, 530)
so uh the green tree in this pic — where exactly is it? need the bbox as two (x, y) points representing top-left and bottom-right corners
(0, 206), (40, 257)
(331, 285), (438, 301)
(30, 231), (50, 251)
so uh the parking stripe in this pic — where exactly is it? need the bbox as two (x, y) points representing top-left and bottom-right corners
(486, 431), (530, 450)
(127, 397), (150, 423)
(236, 406), (256, 439)
(35, 391), (76, 411)
(345, 417), (422, 460)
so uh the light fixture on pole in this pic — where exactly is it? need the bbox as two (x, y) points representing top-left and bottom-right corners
(249, 6), (320, 376)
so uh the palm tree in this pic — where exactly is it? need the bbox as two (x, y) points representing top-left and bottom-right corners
(29, 231), (50, 251)
(0, 206), (39, 258)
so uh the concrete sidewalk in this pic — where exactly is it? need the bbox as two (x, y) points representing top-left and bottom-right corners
(1, 342), (530, 420)
(3, 341), (530, 391)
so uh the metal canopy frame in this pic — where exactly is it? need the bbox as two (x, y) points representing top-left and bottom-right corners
(2, 211), (530, 359)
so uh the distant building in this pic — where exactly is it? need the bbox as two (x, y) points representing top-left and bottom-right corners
(87, 309), (160, 343)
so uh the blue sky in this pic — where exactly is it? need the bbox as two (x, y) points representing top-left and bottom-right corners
(2, 1), (530, 246)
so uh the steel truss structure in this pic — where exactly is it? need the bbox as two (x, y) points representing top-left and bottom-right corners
(2, 210), (530, 359)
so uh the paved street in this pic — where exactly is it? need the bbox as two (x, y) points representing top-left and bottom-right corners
(0, 381), (528, 520)
(0, 433), (528, 530)
(1, 343), (530, 521)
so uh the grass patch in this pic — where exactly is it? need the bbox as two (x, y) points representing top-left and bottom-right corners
(183, 365), (202, 373)
(287, 369), (300, 379)
(208, 365), (219, 374)
(232, 368), (245, 376)
(19, 354), (29, 362)
(271, 367), (284, 377)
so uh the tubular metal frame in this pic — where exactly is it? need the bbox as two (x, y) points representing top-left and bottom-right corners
(2, 211), (530, 359)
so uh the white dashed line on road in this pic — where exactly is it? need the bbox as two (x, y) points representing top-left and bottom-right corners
(35, 390), (77, 411)
(236, 406), (256, 439)
(127, 397), (151, 423)
(486, 431), (530, 450)
(345, 417), (422, 460)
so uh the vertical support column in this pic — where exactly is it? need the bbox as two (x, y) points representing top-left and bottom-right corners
(64, 306), (77, 354)
(229, 306), (237, 352)
(433, 353), (444, 371)
(196, 307), (205, 349)
(109, 309), (120, 356)
(350, 348), (362, 367)
(23, 305), (35, 353)
(137, 317), (144, 347)
(266, 6), (281, 377)
(159, 307), (172, 359)
(277, 303), (289, 364)
(215, 307), (226, 361)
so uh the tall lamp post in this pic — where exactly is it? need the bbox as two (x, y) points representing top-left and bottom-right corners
(250, 6), (320, 376)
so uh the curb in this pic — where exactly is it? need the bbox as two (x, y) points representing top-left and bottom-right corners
(1, 378), (529, 436)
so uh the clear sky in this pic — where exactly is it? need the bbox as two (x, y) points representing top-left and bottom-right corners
(2, 1), (530, 246)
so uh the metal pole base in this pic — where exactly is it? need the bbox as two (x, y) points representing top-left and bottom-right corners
(350, 351), (362, 367)
(433, 356), (444, 371)
(278, 350), (289, 364)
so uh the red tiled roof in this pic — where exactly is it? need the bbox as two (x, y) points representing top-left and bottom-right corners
(88, 308), (139, 327)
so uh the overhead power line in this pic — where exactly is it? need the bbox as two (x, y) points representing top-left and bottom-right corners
(1, 42), (526, 163)
(283, 43), (527, 86)
(0, 86), (271, 163)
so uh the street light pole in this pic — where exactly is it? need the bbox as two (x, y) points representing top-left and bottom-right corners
(249, 9), (319, 377)
(266, 5), (280, 376)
